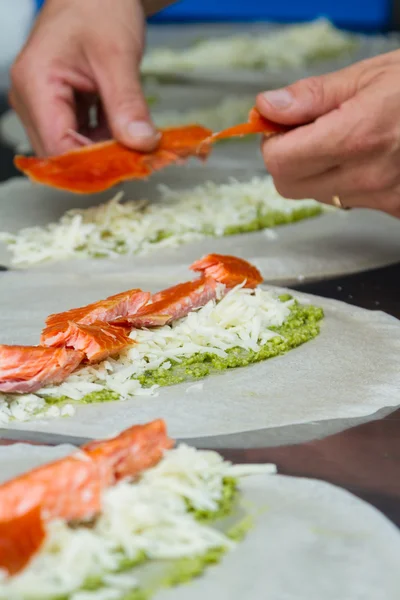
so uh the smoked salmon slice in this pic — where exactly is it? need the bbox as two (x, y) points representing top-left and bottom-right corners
(41, 289), (150, 347)
(0, 345), (84, 394)
(0, 505), (45, 576)
(112, 277), (219, 328)
(190, 253), (263, 288)
(112, 254), (263, 329)
(14, 124), (212, 194)
(0, 420), (172, 525)
(53, 321), (134, 362)
(208, 106), (289, 142)
(14, 108), (287, 194)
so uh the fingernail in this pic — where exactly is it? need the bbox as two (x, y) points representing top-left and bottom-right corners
(263, 89), (293, 109)
(127, 120), (157, 140)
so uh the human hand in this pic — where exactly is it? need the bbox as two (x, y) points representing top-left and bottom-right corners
(9, 0), (159, 156)
(256, 51), (400, 217)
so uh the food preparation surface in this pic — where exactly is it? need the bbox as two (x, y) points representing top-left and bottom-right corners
(0, 92), (399, 529)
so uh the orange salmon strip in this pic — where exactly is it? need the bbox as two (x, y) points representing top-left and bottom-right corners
(112, 254), (263, 329)
(14, 108), (287, 194)
(83, 418), (174, 484)
(14, 124), (212, 194)
(0, 505), (45, 576)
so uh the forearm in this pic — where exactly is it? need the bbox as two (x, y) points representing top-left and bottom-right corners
(141, 0), (177, 16)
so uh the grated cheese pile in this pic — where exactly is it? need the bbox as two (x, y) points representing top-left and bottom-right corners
(0, 285), (305, 423)
(142, 19), (357, 73)
(0, 176), (321, 267)
(153, 95), (254, 130)
(0, 444), (276, 600)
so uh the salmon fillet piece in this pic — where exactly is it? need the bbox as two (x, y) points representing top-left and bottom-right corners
(83, 419), (174, 485)
(112, 277), (219, 328)
(0, 505), (46, 576)
(0, 345), (84, 394)
(0, 420), (173, 525)
(54, 321), (134, 362)
(14, 124), (212, 194)
(0, 453), (103, 524)
(208, 106), (289, 142)
(112, 254), (262, 329)
(41, 289), (150, 347)
(190, 253), (263, 288)
(14, 108), (288, 194)
(0, 420), (173, 577)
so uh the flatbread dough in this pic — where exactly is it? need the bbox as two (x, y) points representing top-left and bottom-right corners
(0, 444), (399, 600)
(0, 270), (399, 442)
(1, 169), (400, 283)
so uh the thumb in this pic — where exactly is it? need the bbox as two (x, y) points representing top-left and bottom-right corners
(93, 49), (159, 152)
(256, 68), (359, 126)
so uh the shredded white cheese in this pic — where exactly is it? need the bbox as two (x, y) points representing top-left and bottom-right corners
(0, 286), (294, 422)
(0, 445), (276, 600)
(142, 19), (357, 73)
(0, 176), (321, 267)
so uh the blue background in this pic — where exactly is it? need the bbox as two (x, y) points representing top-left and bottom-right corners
(35, 0), (391, 31)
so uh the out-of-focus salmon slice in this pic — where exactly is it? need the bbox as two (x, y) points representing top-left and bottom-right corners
(83, 419), (174, 484)
(0, 505), (46, 576)
(0, 420), (173, 577)
(0, 420), (173, 525)
(0, 453), (102, 523)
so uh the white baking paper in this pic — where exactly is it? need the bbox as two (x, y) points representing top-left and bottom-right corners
(0, 270), (399, 440)
(1, 170), (400, 283)
(0, 443), (399, 600)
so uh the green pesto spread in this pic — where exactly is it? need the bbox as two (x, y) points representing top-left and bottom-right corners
(221, 204), (321, 235)
(188, 477), (238, 523)
(137, 301), (323, 389)
(44, 300), (323, 409)
(97, 204), (322, 258)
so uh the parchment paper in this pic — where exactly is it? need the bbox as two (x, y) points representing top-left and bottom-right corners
(0, 270), (399, 441)
(1, 444), (399, 600)
(144, 22), (400, 88)
(1, 170), (400, 283)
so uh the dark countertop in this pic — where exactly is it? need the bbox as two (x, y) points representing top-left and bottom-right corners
(0, 98), (399, 527)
